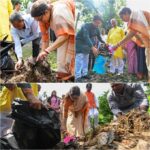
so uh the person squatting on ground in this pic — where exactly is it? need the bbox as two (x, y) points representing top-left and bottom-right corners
(107, 83), (149, 120)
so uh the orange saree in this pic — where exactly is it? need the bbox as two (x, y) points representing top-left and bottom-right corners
(63, 93), (89, 137)
(39, 0), (75, 79)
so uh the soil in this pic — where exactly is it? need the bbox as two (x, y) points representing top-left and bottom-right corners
(81, 110), (150, 150)
(0, 59), (57, 83)
(54, 110), (150, 150)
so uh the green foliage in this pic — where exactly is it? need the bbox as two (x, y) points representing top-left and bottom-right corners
(98, 91), (113, 124)
(76, 0), (126, 32)
(97, 84), (150, 125)
(11, 0), (31, 9)
(11, 43), (57, 70)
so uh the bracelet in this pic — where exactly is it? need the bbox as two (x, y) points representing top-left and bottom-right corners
(44, 49), (49, 54)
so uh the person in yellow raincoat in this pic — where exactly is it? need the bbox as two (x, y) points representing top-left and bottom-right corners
(0, 83), (43, 137)
(107, 18), (125, 75)
(0, 0), (13, 41)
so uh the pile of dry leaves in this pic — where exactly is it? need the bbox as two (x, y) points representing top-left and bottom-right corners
(81, 110), (150, 150)
(0, 59), (57, 83)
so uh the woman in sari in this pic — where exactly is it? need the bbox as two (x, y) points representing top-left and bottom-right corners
(31, 0), (75, 80)
(47, 90), (60, 113)
(124, 40), (138, 75)
(113, 7), (150, 82)
(62, 86), (89, 139)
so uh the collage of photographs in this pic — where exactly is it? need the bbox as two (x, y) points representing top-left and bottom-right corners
(0, 0), (150, 149)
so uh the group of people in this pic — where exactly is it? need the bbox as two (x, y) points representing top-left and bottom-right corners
(0, 83), (99, 140)
(0, 0), (75, 80)
(75, 7), (150, 82)
(0, 83), (149, 141)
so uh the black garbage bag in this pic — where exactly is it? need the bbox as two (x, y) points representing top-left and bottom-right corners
(0, 133), (19, 150)
(0, 54), (15, 71)
(8, 99), (61, 149)
(0, 40), (15, 71)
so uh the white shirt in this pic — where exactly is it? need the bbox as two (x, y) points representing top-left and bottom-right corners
(11, 14), (40, 58)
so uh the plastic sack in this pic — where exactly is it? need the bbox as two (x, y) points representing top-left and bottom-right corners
(93, 55), (106, 74)
(0, 133), (19, 150)
(0, 54), (15, 71)
(108, 45), (116, 55)
(63, 135), (76, 145)
(9, 99), (61, 149)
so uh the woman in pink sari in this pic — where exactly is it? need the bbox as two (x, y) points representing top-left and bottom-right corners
(125, 40), (138, 75)
(47, 90), (60, 113)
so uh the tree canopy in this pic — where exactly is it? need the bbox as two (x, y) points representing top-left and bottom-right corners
(76, 0), (126, 32)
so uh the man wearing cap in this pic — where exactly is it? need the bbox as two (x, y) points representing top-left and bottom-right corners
(107, 83), (149, 119)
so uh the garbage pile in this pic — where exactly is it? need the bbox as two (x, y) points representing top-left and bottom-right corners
(81, 110), (150, 150)
(0, 59), (57, 83)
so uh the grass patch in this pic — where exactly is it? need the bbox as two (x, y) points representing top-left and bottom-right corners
(11, 42), (57, 70)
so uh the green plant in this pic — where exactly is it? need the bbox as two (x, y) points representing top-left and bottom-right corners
(11, 0), (31, 10)
(98, 91), (113, 124)
(76, 0), (126, 32)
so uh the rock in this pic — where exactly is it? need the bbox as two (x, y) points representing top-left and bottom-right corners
(134, 139), (150, 150)
(88, 145), (97, 150)
(97, 131), (115, 148)
(121, 139), (137, 149)
(86, 137), (97, 146)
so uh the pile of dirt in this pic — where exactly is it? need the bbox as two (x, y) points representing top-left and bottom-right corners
(80, 110), (150, 150)
(0, 59), (57, 83)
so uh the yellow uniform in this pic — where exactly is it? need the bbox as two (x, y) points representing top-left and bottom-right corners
(107, 26), (125, 59)
(0, 83), (38, 112)
(0, 0), (13, 41)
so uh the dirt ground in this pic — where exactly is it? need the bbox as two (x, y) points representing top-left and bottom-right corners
(0, 43), (58, 83)
(82, 110), (150, 150)
(55, 110), (150, 150)
(81, 63), (147, 83)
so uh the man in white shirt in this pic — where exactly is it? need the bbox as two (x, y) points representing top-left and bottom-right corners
(10, 12), (40, 70)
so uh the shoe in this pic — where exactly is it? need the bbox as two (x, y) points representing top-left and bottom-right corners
(117, 72), (123, 75)
(82, 75), (91, 79)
